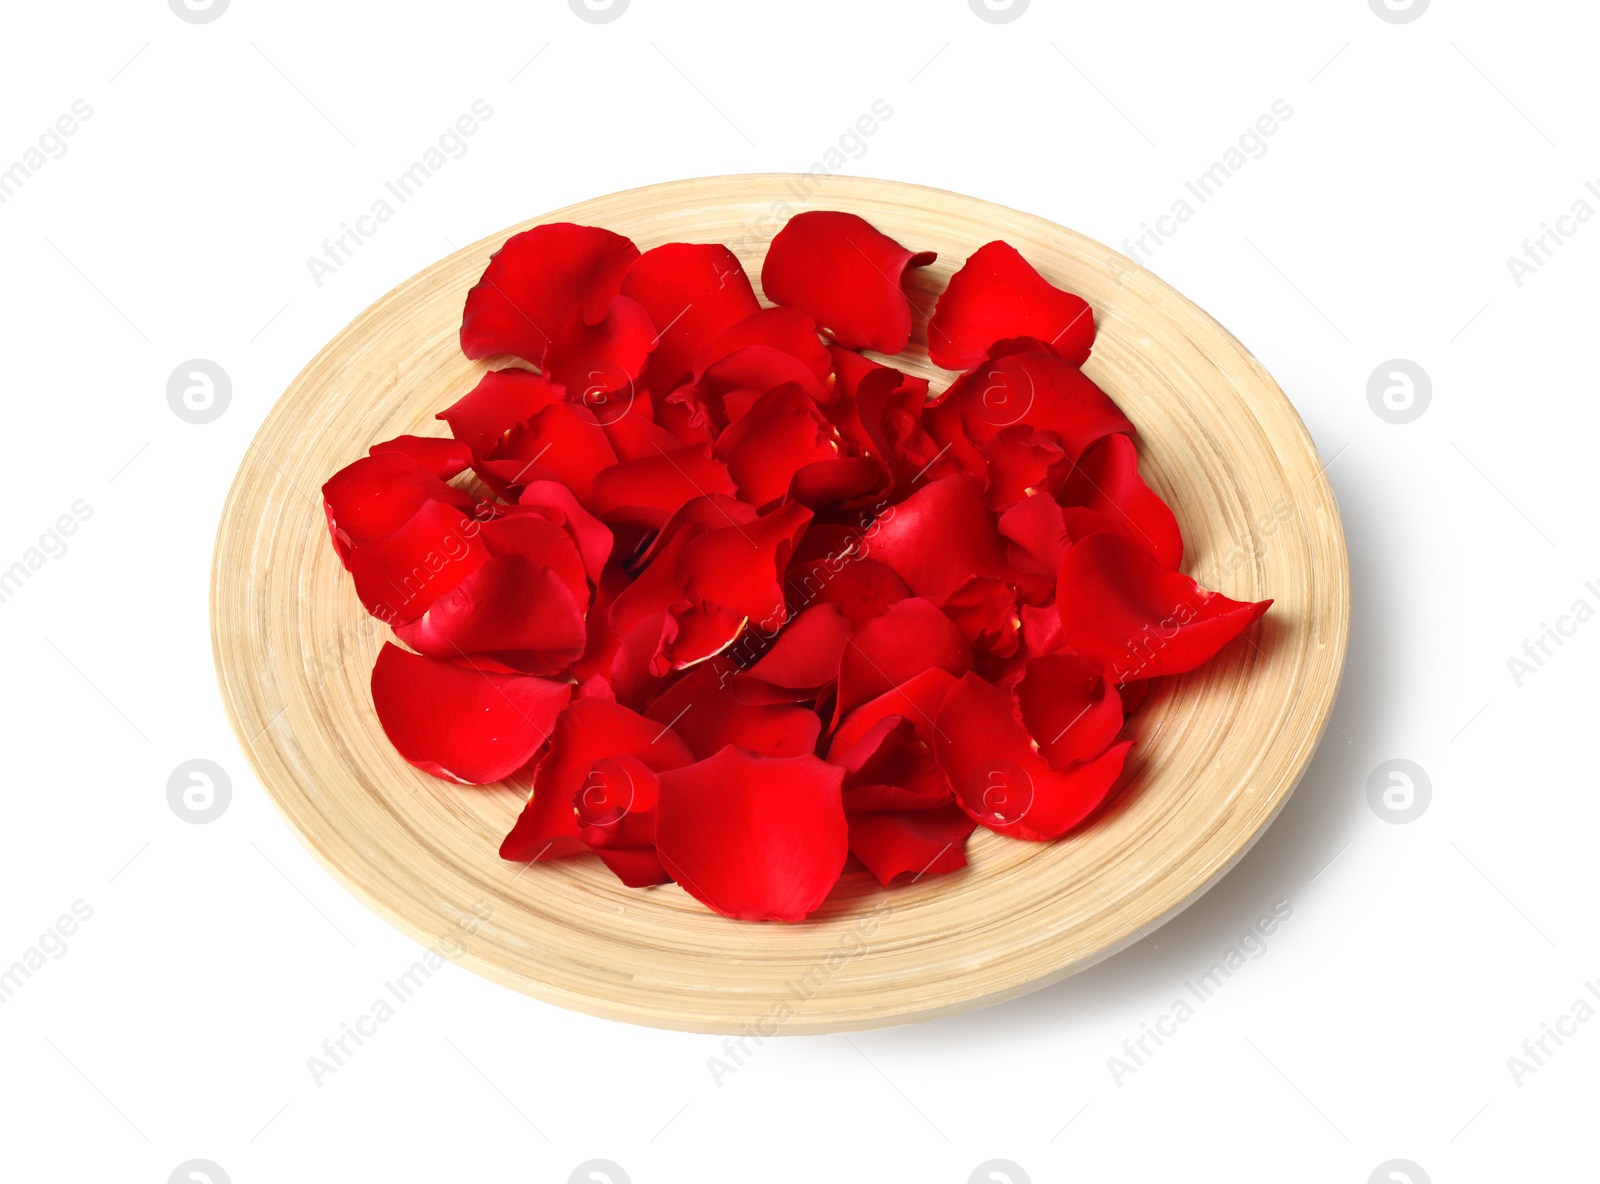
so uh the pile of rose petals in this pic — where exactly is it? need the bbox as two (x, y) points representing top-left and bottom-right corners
(321, 211), (1272, 923)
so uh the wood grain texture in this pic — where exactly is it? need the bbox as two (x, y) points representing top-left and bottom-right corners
(210, 174), (1348, 1034)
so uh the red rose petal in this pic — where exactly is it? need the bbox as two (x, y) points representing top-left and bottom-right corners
(516, 480), (613, 582)
(934, 348), (1133, 466)
(865, 474), (1016, 601)
(345, 500), (488, 624)
(713, 383), (841, 508)
(482, 401), (619, 504)
(392, 554), (587, 673)
(760, 211), (936, 354)
(835, 597), (971, 721)
(645, 661), (822, 759)
(935, 672), (1133, 840)
(500, 697), (694, 870)
(368, 434), (474, 480)
(1058, 433), (1183, 569)
(744, 603), (852, 691)
(620, 242), (760, 396)
(460, 223), (640, 365)
(848, 805), (974, 887)
(436, 369), (563, 462)
(999, 492), (1070, 575)
(694, 306), (832, 387)
(541, 294), (657, 403)
(927, 240), (1095, 371)
(698, 344), (831, 414)
(590, 443), (738, 529)
(1015, 652), (1124, 768)
(322, 452), (474, 558)
(829, 666), (958, 756)
(1056, 532), (1272, 681)
(371, 642), (571, 785)
(677, 500), (813, 626)
(656, 748), (848, 922)
(942, 576), (1021, 657)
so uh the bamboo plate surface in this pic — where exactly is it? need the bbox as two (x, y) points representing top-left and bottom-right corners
(211, 174), (1348, 1034)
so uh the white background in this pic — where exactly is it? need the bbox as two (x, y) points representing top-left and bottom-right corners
(2, 1), (1596, 1181)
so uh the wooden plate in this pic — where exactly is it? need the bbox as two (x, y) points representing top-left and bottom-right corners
(211, 174), (1348, 1034)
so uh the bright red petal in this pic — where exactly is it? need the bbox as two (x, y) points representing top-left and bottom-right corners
(713, 384), (840, 508)
(345, 500), (488, 624)
(836, 597), (970, 720)
(322, 452), (474, 557)
(677, 500), (813, 626)
(645, 662), (822, 759)
(1056, 532), (1272, 681)
(371, 643), (570, 785)
(392, 554), (586, 673)
(759, 211), (935, 354)
(368, 434), (473, 480)
(935, 672), (1132, 840)
(436, 369), (563, 462)
(500, 697), (694, 864)
(656, 748), (847, 921)
(1058, 433), (1183, 569)
(460, 223), (640, 365)
(1015, 653), (1124, 768)
(620, 242), (760, 396)
(865, 475), (1016, 602)
(848, 806), (973, 887)
(694, 306), (832, 388)
(541, 294), (657, 404)
(590, 444), (737, 529)
(744, 603), (852, 691)
(927, 241), (1095, 371)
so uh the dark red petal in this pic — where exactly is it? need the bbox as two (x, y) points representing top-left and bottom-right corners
(699, 344), (831, 413)
(590, 444), (737, 529)
(936, 349), (1133, 465)
(1056, 532), (1272, 681)
(460, 223), (640, 365)
(759, 211), (936, 354)
(322, 452), (474, 556)
(927, 241), (1095, 371)
(713, 384), (840, 508)
(436, 369), (563, 460)
(620, 242), (761, 396)
(1058, 433), (1183, 569)
(981, 425), (1067, 511)
(694, 306), (832, 387)
(848, 806), (974, 887)
(836, 597), (970, 721)
(786, 534), (910, 630)
(516, 480), (613, 582)
(788, 457), (883, 509)
(829, 666), (958, 756)
(942, 577), (1021, 657)
(601, 400), (686, 461)
(345, 500), (488, 623)
(999, 492), (1070, 575)
(372, 643), (570, 785)
(591, 847), (672, 888)
(645, 661), (822, 759)
(744, 603), (852, 691)
(368, 434), (473, 480)
(677, 500), (813, 626)
(865, 475), (1016, 601)
(392, 554), (586, 673)
(1016, 652), (1124, 768)
(832, 716), (950, 809)
(656, 748), (847, 922)
(483, 401), (618, 504)
(479, 512), (589, 600)
(500, 697), (694, 860)
(541, 294), (657, 400)
(608, 611), (677, 711)
(935, 672), (1133, 840)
